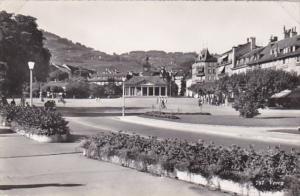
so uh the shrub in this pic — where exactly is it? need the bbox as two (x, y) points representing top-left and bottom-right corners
(81, 132), (299, 192)
(44, 100), (56, 111)
(0, 105), (69, 136)
(144, 111), (180, 119)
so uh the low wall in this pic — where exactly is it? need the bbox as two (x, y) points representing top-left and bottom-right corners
(83, 150), (286, 196)
(12, 126), (68, 143)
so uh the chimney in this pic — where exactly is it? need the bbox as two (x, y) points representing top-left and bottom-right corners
(283, 26), (291, 39)
(232, 46), (236, 68)
(250, 37), (256, 50)
(270, 35), (278, 43)
(292, 27), (297, 37)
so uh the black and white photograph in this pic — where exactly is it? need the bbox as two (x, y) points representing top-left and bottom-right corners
(0, 0), (299, 196)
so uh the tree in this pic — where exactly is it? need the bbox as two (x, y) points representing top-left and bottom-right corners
(232, 69), (299, 118)
(179, 78), (186, 96)
(49, 70), (69, 81)
(0, 11), (51, 96)
(65, 78), (90, 98)
(89, 83), (105, 98)
(103, 83), (122, 97)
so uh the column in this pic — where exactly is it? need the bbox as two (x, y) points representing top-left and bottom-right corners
(134, 87), (137, 96)
(159, 86), (161, 96)
(153, 86), (155, 96)
(147, 87), (149, 96)
(165, 86), (167, 97)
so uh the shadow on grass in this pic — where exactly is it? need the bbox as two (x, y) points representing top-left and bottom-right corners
(0, 151), (81, 159)
(267, 129), (300, 135)
(0, 128), (13, 134)
(257, 116), (297, 119)
(0, 183), (84, 190)
(61, 112), (144, 117)
(67, 134), (88, 143)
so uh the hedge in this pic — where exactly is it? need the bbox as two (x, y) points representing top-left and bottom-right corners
(81, 132), (299, 193)
(0, 105), (69, 136)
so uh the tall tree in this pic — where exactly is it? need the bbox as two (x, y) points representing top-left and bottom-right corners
(0, 11), (51, 96)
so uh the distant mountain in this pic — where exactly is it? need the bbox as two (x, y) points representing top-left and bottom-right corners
(42, 30), (197, 74)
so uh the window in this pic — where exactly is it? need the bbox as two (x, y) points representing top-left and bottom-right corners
(296, 56), (300, 63)
(161, 87), (166, 96)
(283, 59), (286, 64)
(155, 87), (160, 96)
(149, 87), (153, 96)
(142, 87), (147, 96)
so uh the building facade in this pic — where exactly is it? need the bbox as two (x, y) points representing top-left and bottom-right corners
(191, 49), (218, 83)
(124, 57), (169, 97)
(218, 27), (300, 76)
(124, 76), (168, 97)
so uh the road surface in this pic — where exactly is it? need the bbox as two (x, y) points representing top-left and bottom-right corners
(66, 116), (299, 151)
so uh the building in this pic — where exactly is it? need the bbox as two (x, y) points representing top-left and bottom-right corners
(124, 57), (168, 97)
(88, 72), (126, 86)
(124, 76), (168, 96)
(218, 27), (300, 76)
(191, 49), (218, 83)
(217, 37), (259, 77)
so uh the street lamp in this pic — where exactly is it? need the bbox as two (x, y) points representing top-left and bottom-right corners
(122, 77), (126, 116)
(28, 61), (35, 107)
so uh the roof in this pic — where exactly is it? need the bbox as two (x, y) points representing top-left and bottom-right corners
(236, 35), (300, 66)
(271, 89), (292, 98)
(252, 34), (300, 65)
(270, 87), (300, 99)
(125, 76), (168, 86)
(197, 49), (217, 62)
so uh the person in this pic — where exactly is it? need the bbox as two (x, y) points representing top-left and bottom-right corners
(20, 96), (25, 106)
(10, 99), (16, 106)
(1, 96), (8, 105)
(198, 98), (202, 106)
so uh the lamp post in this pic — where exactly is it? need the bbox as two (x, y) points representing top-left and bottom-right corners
(122, 77), (126, 116)
(28, 61), (35, 107)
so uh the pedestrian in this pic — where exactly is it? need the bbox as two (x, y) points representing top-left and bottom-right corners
(10, 99), (16, 106)
(20, 96), (25, 106)
(1, 96), (8, 105)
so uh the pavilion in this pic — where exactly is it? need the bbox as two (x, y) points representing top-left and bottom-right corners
(124, 76), (168, 97)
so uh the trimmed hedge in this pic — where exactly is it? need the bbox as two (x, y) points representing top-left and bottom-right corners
(143, 111), (180, 119)
(0, 105), (69, 136)
(81, 132), (299, 192)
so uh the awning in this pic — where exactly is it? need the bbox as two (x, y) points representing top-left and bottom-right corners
(271, 89), (292, 99)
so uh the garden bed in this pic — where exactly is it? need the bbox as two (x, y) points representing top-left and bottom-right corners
(143, 111), (180, 119)
(0, 105), (70, 142)
(81, 132), (299, 196)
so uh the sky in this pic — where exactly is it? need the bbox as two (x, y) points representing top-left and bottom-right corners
(1, 1), (300, 55)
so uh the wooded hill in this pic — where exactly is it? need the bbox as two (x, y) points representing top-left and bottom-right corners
(42, 30), (197, 74)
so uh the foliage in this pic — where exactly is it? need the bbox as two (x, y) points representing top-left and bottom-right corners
(189, 69), (300, 118)
(48, 69), (69, 81)
(65, 78), (90, 98)
(232, 69), (299, 117)
(103, 83), (122, 97)
(44, 100), (56, 111)
(89, 83), (105, 98)
(0, 104), (69, 136)
(144, 111), (180, 119)
(179, 78), (186, 96)
(82, 132), (299, 192)
(0, 11), (51, 96)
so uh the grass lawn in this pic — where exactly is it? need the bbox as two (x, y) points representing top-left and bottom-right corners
(162, 114), (300, 127)
(7, 97), (300, 127)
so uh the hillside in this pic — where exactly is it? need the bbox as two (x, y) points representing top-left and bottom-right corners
(42, 31), (197, 74)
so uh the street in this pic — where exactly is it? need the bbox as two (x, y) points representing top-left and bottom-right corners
(66, 116), (300, 151)
(0, 129), (230, 196)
